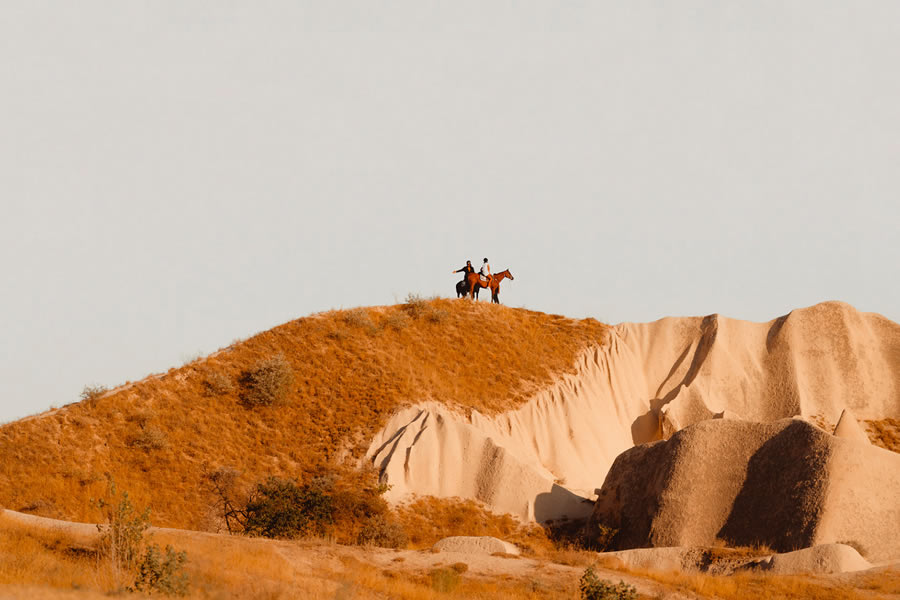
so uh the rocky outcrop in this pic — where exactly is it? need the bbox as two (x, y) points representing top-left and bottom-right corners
(368, 302), (899, 525)
(589, 418), (900, 561)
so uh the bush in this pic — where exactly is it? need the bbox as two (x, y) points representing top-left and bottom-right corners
(203, 371), (234, 396)
(239, 355), (294, 407)
(579, 567), (637, 600)
(243, 476), (333, 539)
(356, 515), (408, 549)
(80, 384), (108, 403)
(131, 544), (189, 596)
(343, 308), (379, 334)
(225, 469), (405, 546)
(384, 312), (410, 331)
(93, 480), (151, 590)
(430, 567), (461, 592)
(404, 294), (429, 318)
(588, 522), (618, 552)
(128, 426), (168, 451)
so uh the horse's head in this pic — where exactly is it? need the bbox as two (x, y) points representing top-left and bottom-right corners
(505, 270), (514, 281)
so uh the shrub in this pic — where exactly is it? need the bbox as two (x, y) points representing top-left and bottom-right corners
(243, 476), (333, 539)
(430, 567), (460, 592)
(356, 515), (408, 549)
(404, 294), (429, 318)
(203, 371), (234, 396)
(579, 567), (637, 600)
(131, 544), (189, 596)
(128, 426), (168, 451)
(93, 480), (151, 589)
(80, 384), (108, 403)
(343, 308), (379, 334)
(384, 312), (410, 331)
(548, 518), (618, 552)
(426, 308), (449, 324)
(239, 355), (294, 407)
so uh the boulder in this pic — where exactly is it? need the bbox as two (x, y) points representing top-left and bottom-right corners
(750, 543), (871, 574)
(432, 536), (520, 555)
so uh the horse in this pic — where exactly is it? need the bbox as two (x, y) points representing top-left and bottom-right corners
(459, 269), (514, 303)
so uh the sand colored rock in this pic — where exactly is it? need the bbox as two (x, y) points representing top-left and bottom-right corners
(603, 547), (692, 572)
(432, 536), (520, 555)
(589, 419), (900, 561)
(752, 543), (871, 574)
(368, 302), (899, 523)
(833, 408), (870, 444)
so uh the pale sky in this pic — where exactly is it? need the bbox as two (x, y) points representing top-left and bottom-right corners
(2, 1), (898, 423)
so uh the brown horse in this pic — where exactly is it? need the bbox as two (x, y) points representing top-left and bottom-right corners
(462, 269), (514, 303)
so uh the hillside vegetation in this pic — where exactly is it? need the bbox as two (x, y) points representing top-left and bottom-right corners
(0, 298), (608, 530)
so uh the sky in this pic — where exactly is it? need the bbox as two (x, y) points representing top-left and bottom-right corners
(1, 1), (898, 422)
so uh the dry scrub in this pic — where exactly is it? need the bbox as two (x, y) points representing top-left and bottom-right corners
(865, 418), (900, 453)
(0, 298), (608, 530)
(394, 496), (555, 555)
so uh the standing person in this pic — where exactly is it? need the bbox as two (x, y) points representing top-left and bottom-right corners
(480, 257), (492, 286)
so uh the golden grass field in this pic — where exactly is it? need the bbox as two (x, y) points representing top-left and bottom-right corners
(0, 298), (608, 530)
(2, 510), (899, 600)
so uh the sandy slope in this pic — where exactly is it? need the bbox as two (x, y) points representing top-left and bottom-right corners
(368, 302), (900, 523)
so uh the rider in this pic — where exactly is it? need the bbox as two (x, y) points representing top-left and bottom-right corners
(480, 257), (493, 286)
(452, 260), (475, 284)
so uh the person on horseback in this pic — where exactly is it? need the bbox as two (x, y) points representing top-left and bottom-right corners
(480, 257), (493, 286)
(452, 260), (475, 286)
(452, 260), (475, 279)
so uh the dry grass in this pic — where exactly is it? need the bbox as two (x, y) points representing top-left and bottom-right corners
(0, 299), (608, 531)
(0, 512), (582, 599)
(619, 565), (900, 600)
(4, 511), (898, 600)
(394, 496), (556, 555)
(865, 418), (900, 453)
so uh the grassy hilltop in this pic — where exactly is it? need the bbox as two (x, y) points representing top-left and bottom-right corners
(0, 297), (608, 530)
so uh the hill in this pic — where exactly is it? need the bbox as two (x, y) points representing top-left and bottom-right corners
(369, 301), (900, 525)
(0, 298), (608, 529)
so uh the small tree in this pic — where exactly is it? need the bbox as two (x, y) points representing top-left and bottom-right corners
(92, 479), (151, 590)
(93, 479), (190, 594)
(206, 466), (245, 534)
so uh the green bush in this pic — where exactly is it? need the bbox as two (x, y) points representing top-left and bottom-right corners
(243, 476), (333, 539)
(579, 567), (637, 600)
(131, 544), (189, 596)
(239, 355), (294, 407)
